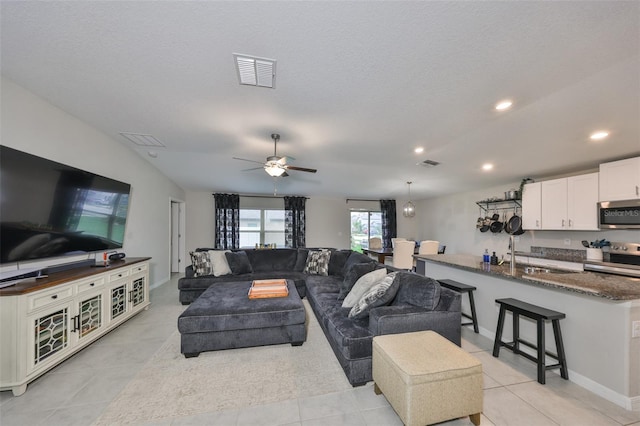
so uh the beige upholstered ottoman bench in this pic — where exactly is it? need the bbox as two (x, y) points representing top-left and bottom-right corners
(372, 331), (483, 426)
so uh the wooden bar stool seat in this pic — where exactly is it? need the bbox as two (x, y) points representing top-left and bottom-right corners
(492, 298), (568, 384)
(438, 279), (479, 333)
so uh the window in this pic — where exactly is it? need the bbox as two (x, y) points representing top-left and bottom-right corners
(239, 209), (285, 248)
(350, 210), (382, 251)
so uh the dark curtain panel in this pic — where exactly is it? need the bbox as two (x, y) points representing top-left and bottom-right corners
(379, 199), (397, 248)
(284, 196), (306, 248)
(213, 193), (240, 249)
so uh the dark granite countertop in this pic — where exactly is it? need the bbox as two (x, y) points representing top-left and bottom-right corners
(414, 254), (640, 301)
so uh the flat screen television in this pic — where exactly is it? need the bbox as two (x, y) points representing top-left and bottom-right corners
(0, 146), (131, 264)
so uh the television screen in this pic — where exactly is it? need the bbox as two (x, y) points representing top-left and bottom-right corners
(0, 146), (131, 264)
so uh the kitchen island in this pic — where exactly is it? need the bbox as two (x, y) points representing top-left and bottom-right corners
(415, 254), (640, 411)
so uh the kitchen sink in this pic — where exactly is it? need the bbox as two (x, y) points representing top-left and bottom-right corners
(522, 266), (574, 275)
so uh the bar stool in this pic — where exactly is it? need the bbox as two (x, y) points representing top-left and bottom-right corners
(437, 279), (479, 333)
(492, 298), (568, 384)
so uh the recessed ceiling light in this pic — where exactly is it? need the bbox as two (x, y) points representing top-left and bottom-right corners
(482, 163), (494, 171)
(414, 147), (424, 154)
(495, 100), (513, 111)
(590, 130), (609, 140)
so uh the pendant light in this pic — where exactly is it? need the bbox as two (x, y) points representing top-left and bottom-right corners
(403, 181), (416, 218)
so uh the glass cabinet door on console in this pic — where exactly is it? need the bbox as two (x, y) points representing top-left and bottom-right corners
(27, 304), (72, 375)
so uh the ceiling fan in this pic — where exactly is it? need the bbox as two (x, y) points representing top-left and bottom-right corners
(233, 133), (317, 177)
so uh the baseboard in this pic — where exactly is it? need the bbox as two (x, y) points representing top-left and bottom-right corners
(475, 327), (638, 411)
(150, 274), (171, 290)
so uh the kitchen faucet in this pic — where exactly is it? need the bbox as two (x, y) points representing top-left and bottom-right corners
(509, 235), (516, 276)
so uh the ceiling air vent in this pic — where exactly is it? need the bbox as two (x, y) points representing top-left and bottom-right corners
(420, 159), (440, 167)
(119, 132), (166, 147)
(233, 54), (276, 88)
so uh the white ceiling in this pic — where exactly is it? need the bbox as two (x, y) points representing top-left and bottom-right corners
(1, 1), (639, 199)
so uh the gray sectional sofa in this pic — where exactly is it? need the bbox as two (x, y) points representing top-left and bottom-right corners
(177, 248), (462, 386)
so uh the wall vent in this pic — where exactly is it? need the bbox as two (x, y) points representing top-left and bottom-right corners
(233, 53), (276, 88)
(420, 159), (440, 167)
(119, 132), (166, 147)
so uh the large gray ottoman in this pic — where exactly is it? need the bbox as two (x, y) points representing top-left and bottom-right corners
(178, 280), (307, 357)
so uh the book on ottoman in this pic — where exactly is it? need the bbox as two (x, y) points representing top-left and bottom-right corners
(248, 279), (289, 299)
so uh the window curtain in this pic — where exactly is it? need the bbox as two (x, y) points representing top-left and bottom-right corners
(213, 193), (240, 249)
(284, 196), (306, 248)
(379, 199), (397, 249)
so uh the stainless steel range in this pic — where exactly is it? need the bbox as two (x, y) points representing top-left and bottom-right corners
(584, 242), (640, 278)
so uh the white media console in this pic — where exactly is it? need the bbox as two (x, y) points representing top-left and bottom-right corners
(0, 257), (150, 396)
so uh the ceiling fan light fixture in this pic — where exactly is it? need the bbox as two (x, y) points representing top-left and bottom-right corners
(264, 164), (285, 177)
(402, 181), (416, 218)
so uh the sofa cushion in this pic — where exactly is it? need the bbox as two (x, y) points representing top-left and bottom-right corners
(244, 249), (297, 272)
(304, 249), (331, 276)
(343, 251), (375, 275)
(338, 262), (377, 300)
(189, 251), (212, 277)
(293, 249), (310, 272)
(225, 251), (253, 275)
(349, 272), (400, 319)
(342, 267), (388, 308)
(392, 272), (441, 310)
(328, 249), (351, 276)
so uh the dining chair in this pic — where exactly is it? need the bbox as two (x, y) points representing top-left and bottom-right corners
(418, 240), (439, 255)
(392, 240), (416, 270)
(369, 237), (382, 249)
(391, 237), (406, 248)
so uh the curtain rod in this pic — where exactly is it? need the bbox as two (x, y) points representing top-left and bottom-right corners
(238, 195), (310, 199)
(346, 198), (380, 203)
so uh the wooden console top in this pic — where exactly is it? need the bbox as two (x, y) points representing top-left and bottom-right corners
(0, 257), (151, 296)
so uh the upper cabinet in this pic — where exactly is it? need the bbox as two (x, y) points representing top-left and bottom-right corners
(522, 182), (542, 230)
(599, 157), (640, 201)
(523, 173), (599, 231)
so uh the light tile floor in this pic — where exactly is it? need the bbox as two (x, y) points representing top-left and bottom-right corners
(1, 274), (639, 426)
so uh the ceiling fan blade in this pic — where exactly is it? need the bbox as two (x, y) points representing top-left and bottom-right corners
(233, 157), (265, 165)
(284, 165), (317, 173)
(242, 167), (264, 172)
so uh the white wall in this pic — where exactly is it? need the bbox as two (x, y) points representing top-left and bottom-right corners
(1, 77), (185, 287)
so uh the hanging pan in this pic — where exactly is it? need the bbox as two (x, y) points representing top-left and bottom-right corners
(506, 207), (525, 235)
(490, 211), (503, 233)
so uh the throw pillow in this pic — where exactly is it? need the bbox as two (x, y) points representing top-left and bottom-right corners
(208, 250), (232, 277)
(337, 262), (377, 300)
(341, 267), (388, 308)
(225, 251), (253, 275)
(349, 272), (400, 319)
(392, 272), (442, 310)
(303, 249), (331, 276)
(189, 251), (212, 277)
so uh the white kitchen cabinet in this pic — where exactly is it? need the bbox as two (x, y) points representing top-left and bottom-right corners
(522, 182), (542, 230)
(567, 172), (600, 230)
(0, 258), (150, 396)
(599, 157), (640, 201)
(523, 173), (599, 231)
(541, 179), (568, 230)
(539, 173), (599, 231)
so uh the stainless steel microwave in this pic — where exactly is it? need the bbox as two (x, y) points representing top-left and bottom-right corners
(598, 199), (640, 229)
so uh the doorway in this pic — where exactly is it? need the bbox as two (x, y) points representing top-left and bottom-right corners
(170, 200), (186, 273)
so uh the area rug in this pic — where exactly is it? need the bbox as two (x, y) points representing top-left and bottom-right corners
(93, 301), (352, 425)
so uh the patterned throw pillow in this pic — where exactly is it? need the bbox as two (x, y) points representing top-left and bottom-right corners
(189, 251), (212, 277)
(341, 267), (388, 308)
(348, 272), (400, 319)
(303, 249), (331, 276)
